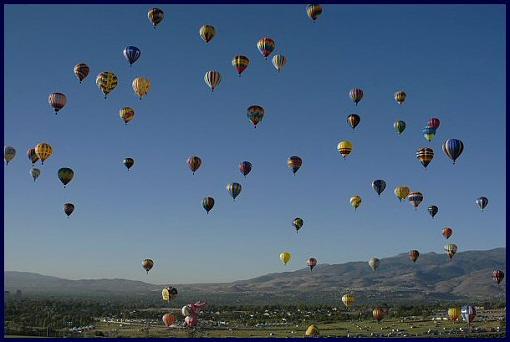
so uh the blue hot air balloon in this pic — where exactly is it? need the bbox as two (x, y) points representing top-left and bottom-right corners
(372, 180), (387, 197)
(442, 139), (464, 165)
(123, 46), (141, 66)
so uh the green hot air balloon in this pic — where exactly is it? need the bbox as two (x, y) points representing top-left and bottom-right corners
(58, 168), (74, 188)
(394, 120), (406, 135)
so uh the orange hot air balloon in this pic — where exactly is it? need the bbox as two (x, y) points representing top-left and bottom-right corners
(162, 314), (176, 327)
(442, 227), (453, 239)
(373, 307), (385, 322)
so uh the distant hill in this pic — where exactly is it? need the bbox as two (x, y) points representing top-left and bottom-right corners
(5, 248), (505, 305)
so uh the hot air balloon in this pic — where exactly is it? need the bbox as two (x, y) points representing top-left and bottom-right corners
(96, 72), (118, 99)
(293, 217), (304, 233)
(347, 114), (361, 130)
(444, 244), (458, 261)
(306, 4), (323, 21)
(123, 46), (141, 66)
(58, 168), (74, 188)
(123, 158), (134, 170)
(476, 197), (488, 211)
(442, 227), (453, 239)
(394, 120), (406, 135)
(272, 54), (287, 72)
(27, 148), (39, 165)
(182, 305), (192, 317)
(394, 186), (410, 202)
(448, 307), (461, 322)
(288, 156), (303, 175)
(74, 63), (90, 83)
(372, 180), (386, 196)
(35, 143), (52, 165)
(30, 168), (40, 182)
(307, 257), (317, 271)
(409, 250), (419, 263)
(202, 197), (215, 214)
(305, 324), (319, 337)
(461, 305), (476, 325)
(204, 70), (221, 92)
(257, 37), (275, 59)
(119, 107), (135, 125)
(394, 90), (407, 105)
(280, 252), (292, 265)
(162, 286), (178, 302)
(492, 270), (504, 285)
(416, 147), (434, 169)
(48, 93), (67, 114)
(226, 183), (242, 200)
(247, 105), (265, 128)
(342, 294), (355, 308)
(162, 313), (176, 328)
(239, 161), (252, 177)
(187, 156), (202, 175)
(373, 307), (385, 322)
(349, 88), (364, 106)
(428, 205), (438, 218)
(142, 259), (154, 274)
(407, 192), (423, 210)
(4, 146), (16, 165)
(350, 195), (362, 210)
(132, 77), (151, 99)
(148, 8), (164, 28)
(199, 25), (216, 43)
(232, 55), (250, 76)
(64, 203), (75, 217)
(185, 315), (198, 328)
(368, 257), (380, 271)
(428, 118), (440, 129)
(442, 139), (464, 164)
(422, 126), (436, 142)
(337, 140), (353, 159)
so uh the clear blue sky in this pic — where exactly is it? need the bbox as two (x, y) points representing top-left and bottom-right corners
(4, 5), (506, 284)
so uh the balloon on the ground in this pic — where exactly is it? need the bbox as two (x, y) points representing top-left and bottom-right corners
(492, 270), (504, 285)
(373, 307), (385, 322)
(461, 305), (476, 323)
(342, 294), (355, 308)
(162, 286), (178, 302)
(448, 307), (461, 321)
(162, 313), (176, 327)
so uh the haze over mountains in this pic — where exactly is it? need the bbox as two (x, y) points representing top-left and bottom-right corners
(5, 248), (505, 305)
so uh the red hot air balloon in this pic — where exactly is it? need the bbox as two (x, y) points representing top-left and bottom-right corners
(492, 270), (504, 285)
(428, 118), (440, 129)
(442, 227), (453, 239)
(187, 156), (202, 175)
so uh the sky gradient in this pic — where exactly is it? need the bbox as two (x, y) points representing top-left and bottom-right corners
(4, 4), (506, 284)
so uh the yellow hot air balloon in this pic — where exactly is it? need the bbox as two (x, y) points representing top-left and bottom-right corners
(96, 72), (118, 98)
(342, 294), (355, 308)
(394, 90), (407, 105)
(132, 77), (151, 99)
(199, 25), (216, 43)
(280, 252), (292, 265)
(119, 107), (135, 125)
(350, 196), (362, 211)
(305, 324), (319, 337)
(337, 140), (353, 159)
(394, 186), (410, 202)
(448, 307), (461, 321)
(35, 143), (53, 165)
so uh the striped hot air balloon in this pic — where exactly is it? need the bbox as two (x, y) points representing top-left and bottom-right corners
(48, 92), (67, 114)
(337, 140), (353, 159)
(444, 244), (458, 261)
(373, 307), (385, 322)
(416, 147), (434, 169)
(202, 197), (215, 214)
(476, 196), (488, 211)
(226, 183), (242, 200)
(257, 37), (275, 59)
(342, 294), (355, 308)
(232, 55), (250, 76)
(272, 54), (287, 72)
(123, 46), (141, 66)
(428, 117), (441, 129)
(132, 77), (151, 99)
(448, 307), (461, 321)
(73, 63), (90, 83)
(349, 88), (364, 106)
(204, 70), (221, 92)
(187, 156), (202, 175)
(306, 4), (323, 21)
(27, 148), (39, 165)
(119, 107), (135, 125)
(394, 120), (406, 135)
(461, 305), (476, 325)
(35, 143), (53, 164)
(407, 192), (423, 210)
(199, 25), (216, 43)
(442, 139), (464, 165)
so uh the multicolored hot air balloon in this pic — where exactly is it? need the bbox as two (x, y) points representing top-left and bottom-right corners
(288, 156), (303, 175)
(64, 203), (75, 217)
(232, 55), (250, 76)
(422, 126), (436, 142)
(372, 180), (386, 197)
(293, 217), (304, 233)
(162, 286), (178, 302)
(58, 168), (74, 188)
(428, 118), (440, 129)
(476, 197), (488, 211)
(492, 270), (504, 285)
(74, 63), (90, 83)
(337, 140), (353, 159)
(280, 252), (292, 265)
(444, 244), (458, 261)
(123, 46), (141, 66)
(132, 77), (151, 99)
(247, 105), (265, 128)
(394, 186), (410, 202)
(409, 250), (419, 263)
(428, 205), (438, 218)
(199, 25), (216, 43)
(187, 156), (202, 175)
(394, 90), (407, 105)
(307, 257), (317, 271)
(442, 139), (464, 164)
(350, 195), (362, 210)
(305, 324), (319, 337)
(416, 147), (434, 169)
(96, 72), (118, 98)
(119, 107), (135, 125)
(306, 4), (323, 21)
(202, 197), (215, 214)
(240, 161), (252, 177)
(373, 307), (385, 322)
(204, 70), (221, 92)
(368, 257), (380, 271)
(407, 192), (423, 209)
(257, 37), (275, 59)
(448, 307), (461, 321)
(347, 114), (360, 130)
(142, 259), (154, 274)
(162, 313), (176, 328)
(148, 8), (164, 28)
(35, 143), (52, 165)
(342, 294), (355, 308)
(4, 146), (16, 165)
(27, 148), (39, 165)
(226, 183), (242, 200)
(123, 158), (134, 170)
(48, 93), (67, 114)
(442, 227), (453, 239)
(394, 120), (406, 135)
(30, 168), (40, 182)
(349, 88), (364, 106)
(272, 54), (287, 72)
(461, 305), (476, 325)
